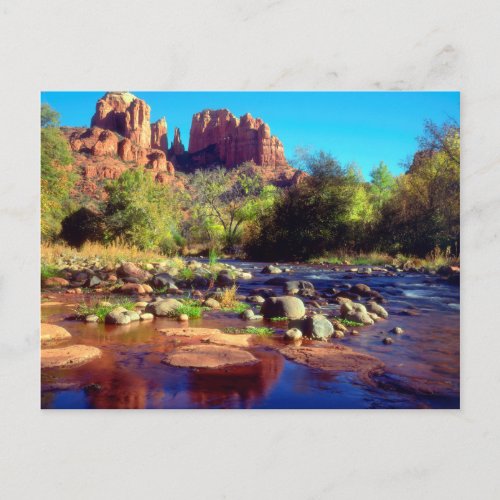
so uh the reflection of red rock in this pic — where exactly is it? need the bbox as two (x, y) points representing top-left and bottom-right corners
(186, 349), (284, 408)
(91, 91), (151, 148)
(188, 109), (287, 167)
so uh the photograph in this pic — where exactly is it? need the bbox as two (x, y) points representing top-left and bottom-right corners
(40, 90), (460, 409)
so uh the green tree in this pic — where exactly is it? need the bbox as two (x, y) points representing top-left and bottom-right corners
(370, 161), (395, 209)
(191, 164), (272, 251)
(376, 121), (460, 256)
(245, 152), (361, 260)
(40, 104), (76, 241)
(103, 168), (183, 252)
(41, 103), (60, 128)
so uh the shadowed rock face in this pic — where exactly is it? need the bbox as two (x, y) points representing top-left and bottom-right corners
(188, 109), (287, 167)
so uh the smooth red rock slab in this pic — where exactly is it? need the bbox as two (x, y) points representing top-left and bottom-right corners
(40, 323), (72, 345)
(162, 344), (258, 369)
(159, 327), (253, 347)
(41, 345), (102, 369)
(280, 344), (384, 384)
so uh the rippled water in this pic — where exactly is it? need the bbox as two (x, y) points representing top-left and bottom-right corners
(41, 261), (459, 409)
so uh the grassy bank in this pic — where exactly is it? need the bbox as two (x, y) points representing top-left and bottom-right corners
(41, 241), (171, 266)
(308, 247), (459, 271)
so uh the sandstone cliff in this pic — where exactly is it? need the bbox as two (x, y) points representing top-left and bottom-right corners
(151, 117), (168, 153)
(188, 109), (287, 168)
(91, 92), (152, 148)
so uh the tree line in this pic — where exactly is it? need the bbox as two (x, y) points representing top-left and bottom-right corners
(41, 104), (460, 260)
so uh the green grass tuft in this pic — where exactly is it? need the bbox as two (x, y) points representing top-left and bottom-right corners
(221, 302), (250, 314)
(269, 316), (288, 322)
(223, 326), (275, 336)
(334, 316), (364, 327)
(178, 267), (195, 281)
(41, 263), (62, 281)
(76, 298), (136, 323)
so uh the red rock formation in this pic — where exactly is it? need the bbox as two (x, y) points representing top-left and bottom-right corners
(151, 117), (167, 153)
(69, 127), (119, 156)
(171, 127), (185, 156)
(188, 109), (287, 167)
(91, 92), (151, 148)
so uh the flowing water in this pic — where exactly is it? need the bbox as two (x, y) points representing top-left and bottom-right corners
(41, 261), (459, 409)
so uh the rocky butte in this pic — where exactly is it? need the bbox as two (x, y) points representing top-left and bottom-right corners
(188, 109), (288, 168)
(66, 92), (175, 195)
(63, 92), (301, 197)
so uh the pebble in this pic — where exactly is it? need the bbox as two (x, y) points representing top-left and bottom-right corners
(392, 327), (404, 335)
(383, 337), (393, 345)
(85, 314), (99, 323)
(178, 314), (189, 322)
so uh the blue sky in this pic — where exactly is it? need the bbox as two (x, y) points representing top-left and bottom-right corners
(41, 91), (459, 177)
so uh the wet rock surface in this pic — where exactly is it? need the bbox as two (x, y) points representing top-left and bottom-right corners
(41, 345), (102, 369)
(163, 344), (258, 369)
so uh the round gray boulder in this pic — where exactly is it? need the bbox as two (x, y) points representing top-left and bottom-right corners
(145, 298), (183, 317)
(261, 296), (305, 320)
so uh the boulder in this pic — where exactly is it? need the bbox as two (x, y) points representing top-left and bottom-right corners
(105, 307), (131, 325)
(284, 328), (303, 341)
(204, 298), (221, 309)
(151, 273), (177, 289)
(261, 265), (282, 274)
(367, 301), (388, 319)
(301, 315), (334, 341)
(240, 309), (255, 320)
(261, 296), (305, 320)
(215, 273), (235, 287)
(145, 298), (182, 317)
(118, 283), (146, 295)
(247, 295), (265, 304)
(84, 275), (102, 288)
(117, 262), (149, 281)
